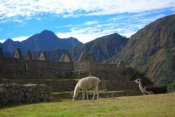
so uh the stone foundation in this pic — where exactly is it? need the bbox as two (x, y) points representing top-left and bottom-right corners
(0, 83), (52, 106)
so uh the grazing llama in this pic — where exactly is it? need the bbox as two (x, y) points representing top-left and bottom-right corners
(134, 79), (153, 95)
(73, 76), (101, 100)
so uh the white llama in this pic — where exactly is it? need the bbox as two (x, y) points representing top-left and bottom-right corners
(134, 79), (153, 95)
(73, 76), (101, 100)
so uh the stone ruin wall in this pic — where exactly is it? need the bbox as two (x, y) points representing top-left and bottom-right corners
(0, 58), (74, 79)
(0, 58), (128, 80)
(0, 50), (142, 102)
(74, 62), (130, 81)
(0, 48), (130, 81)
(73, 53), (129, 80)
(0, 83), (52, 106)
(91, 63), (129, 81)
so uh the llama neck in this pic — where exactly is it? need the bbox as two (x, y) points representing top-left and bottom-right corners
(73, 84), (80, 99)
(139, 82), (145, 92)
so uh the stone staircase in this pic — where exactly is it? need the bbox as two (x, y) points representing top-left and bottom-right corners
(0, 78), (142, 100)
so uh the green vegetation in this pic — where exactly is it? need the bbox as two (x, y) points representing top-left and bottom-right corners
(1, 93), (175, 117)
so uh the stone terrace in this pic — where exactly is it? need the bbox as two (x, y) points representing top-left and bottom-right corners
(0, 48), (142, 100)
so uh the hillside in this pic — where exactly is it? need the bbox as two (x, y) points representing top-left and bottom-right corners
(0, 30), (82, 54)
(72, 33), (128, 63)
(111, 14), (175, 91)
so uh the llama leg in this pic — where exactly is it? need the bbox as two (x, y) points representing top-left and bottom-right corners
(96, 86), (99, 99)
(96, 91), (99, 99)
(93, 86), (99, 100)
(85, 90), (89, 100)
(92, 91), (96, 100)
(83, 89), (88, 100)
(82, 90), (85, 100)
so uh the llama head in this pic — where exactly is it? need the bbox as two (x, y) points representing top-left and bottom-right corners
(72, 92), (76, 100)
(134, 79), (141, 84)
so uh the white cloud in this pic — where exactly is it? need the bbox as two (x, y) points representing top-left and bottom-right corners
(57, 21), (119, 43)
(36, 17), (42, 21)
(84, 21), (98, 25)
(57, 31), (111, 43)
(56, 10), (172, 43)
(0, 36), (29, 43)
(0, 40), (5, 43)
(13, 19), (23, 23)
(13, 36), (29, 42)
(0, 0), (175, 19)
(1, 9), (171, 43)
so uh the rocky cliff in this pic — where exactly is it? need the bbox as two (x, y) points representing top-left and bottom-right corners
(111, 14), (175, 91)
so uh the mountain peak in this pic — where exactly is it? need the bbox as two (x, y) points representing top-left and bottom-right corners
(24, 29), (60, 42)
(73, 33), (128, 63)
(108, 33), (126, 38)
(4, 39), (13, 43)
(39, 30), (58, 38)
(1, 30), (82, 52)
(40, 30), (55, 35)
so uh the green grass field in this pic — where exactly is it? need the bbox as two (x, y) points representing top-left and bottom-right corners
(1, 93), (175, 117)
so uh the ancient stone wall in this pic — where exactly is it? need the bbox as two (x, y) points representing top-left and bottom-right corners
(39, 51), (47, 60)
(25, 50), (32, 60)
(0, 79), (77, 92)
(92, 63), (119, 71)
(59, 53), (72, 62)
(14, 48), (22, 59)
(0, 51), (130, 81)
(0, 83), (52, 106)
(0, 58), (74, 79)
(74, 62), (129, 80)
(73, 53), (128, 80)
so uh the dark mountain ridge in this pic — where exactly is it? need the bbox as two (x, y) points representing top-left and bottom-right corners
(0, 30), (82, 54)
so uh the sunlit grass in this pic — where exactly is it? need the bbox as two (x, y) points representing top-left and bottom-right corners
(1, 93), (175, 117)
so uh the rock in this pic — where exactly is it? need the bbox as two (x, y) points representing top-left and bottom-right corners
(0, 83), (52, 106)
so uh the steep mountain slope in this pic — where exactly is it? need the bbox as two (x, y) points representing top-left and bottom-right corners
(72, 33), (128, 63)
(111, 14), (175, 91)
(0, 30), (82, 53)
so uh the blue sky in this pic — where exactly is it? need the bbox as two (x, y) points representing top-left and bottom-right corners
(0, 0), (175, 43)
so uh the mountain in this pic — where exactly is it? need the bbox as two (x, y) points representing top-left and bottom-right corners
(72, 33), (128, 63)
(110, 14), (175, 91)
(0, 30), (82, 54)
(2, 39), (21, 52)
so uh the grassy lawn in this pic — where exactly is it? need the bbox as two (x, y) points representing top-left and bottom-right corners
(1, 93), (175, 117)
